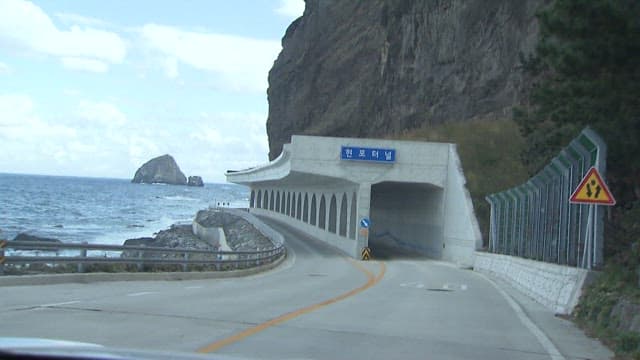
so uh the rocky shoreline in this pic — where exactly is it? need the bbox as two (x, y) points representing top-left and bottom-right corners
(3, 208), (275, 274)
(123, 209), (271, 250)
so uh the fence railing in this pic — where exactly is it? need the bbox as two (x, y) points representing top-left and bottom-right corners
(486, 127), (607, 269)
(0, 208), (286, 275)
(0, 240), (285, 274)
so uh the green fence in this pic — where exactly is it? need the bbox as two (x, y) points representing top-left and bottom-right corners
(486, 128), (608, 269)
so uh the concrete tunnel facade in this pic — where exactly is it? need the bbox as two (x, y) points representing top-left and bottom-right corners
(225, 135), (482, 266)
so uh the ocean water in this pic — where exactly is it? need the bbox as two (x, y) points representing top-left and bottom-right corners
(0, 173), (249, 245)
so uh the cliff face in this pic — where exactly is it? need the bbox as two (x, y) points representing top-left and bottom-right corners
(266, 0), (544, 159)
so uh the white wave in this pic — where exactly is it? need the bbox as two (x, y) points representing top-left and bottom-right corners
(163, 195), (199, 202)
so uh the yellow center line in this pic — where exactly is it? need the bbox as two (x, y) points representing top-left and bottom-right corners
(197, 259), (387, 354)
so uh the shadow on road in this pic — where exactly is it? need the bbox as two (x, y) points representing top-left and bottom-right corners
(256, 216), (342, 259)
(368, 239), (429, 261)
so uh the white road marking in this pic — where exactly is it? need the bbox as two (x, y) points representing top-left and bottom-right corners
(126, 291), (156, 297)
(40, 301), (81, 307)
(400, 282), (425, 289)
(442, 283), (468, 291)
(480, 274), (566, 360)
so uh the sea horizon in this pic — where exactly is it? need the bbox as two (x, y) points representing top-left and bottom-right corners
(0, 173), (249, 245)
(0, 171), (231, 186)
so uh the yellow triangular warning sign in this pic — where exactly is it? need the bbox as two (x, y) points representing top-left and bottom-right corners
(569, 167), (615, 205)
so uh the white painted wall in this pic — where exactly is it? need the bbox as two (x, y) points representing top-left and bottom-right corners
(474, 251), (590, 314)
(228, 136), (482, 264)
(442, 145), (482, 266)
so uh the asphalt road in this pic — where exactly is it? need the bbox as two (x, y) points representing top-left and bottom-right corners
(0, 218), (611, 359)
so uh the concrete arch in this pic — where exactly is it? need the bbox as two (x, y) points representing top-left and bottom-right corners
(270, 190), (275, 210)
(303, 193), (309, 223)
(328, 194), (337, 233)
(350, 192), (357, 239)
(286, 192), (291, 216)
(281, 192), (286, 213)
(263, 190), (269, 210)
(256, 190), (262, 209)
(275, 191), (281, 212)
(296, 192), (302, 220)
(291, 193), (296, 218)
(339, 193), (348, 236)
(310, 194), (317, 226)
(250, 190), (255, 208)
(319, 195), (326, 229)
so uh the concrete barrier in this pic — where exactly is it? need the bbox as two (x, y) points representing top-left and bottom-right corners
(474, 251), (592, 314)
(221, 208), (285, 247)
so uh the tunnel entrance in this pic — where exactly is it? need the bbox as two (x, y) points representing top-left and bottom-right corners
(369, 182), (444, 259)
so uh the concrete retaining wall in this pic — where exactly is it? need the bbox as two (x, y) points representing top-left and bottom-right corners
(222, 208), (284, 248)
(474, 251), (590, 314)
(442, 145), (483, 266)
(192, 222), (225, 248)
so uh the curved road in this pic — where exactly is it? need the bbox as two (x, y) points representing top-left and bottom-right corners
(0, 218), (610, 359)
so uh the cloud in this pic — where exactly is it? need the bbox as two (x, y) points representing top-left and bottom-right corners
(187, 112), (269, 170)
(61, 57), (108, 72)
(0, 94), (76, 139)
(0, 94), (268, 181)
(54, 12), (114, 29)
(0, 0), (126, 72)
(140, 24), (281, 92)
(0, 61), (11, 75)
(275, 0), (305, 19)
(76, 100), (127, 127)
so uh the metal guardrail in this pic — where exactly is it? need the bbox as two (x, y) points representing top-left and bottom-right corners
(486, 127), (606, 269)
(0, 210), (286, 275)
(0, 240), (284, 274)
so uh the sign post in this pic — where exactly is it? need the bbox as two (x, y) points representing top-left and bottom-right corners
(359, 217), (371, 260)
(0, 239), (6, 275)
(569, 167), (615, 269)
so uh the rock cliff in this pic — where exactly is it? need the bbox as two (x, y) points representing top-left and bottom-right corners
(266, 0), (545, 159)
(131, 154), (187, 185)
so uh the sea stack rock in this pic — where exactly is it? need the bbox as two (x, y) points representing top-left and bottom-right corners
(187, 176), (204, 187)
(132, 154), (187, 185)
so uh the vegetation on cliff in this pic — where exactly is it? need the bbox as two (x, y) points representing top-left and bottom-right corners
(513, 0), (640, 357)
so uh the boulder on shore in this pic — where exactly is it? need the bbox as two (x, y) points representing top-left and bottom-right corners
(13, 233), (62, 243)
(187, 176), (204, 187)
(131, 154), (187, 185)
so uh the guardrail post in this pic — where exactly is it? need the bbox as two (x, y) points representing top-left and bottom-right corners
(137, 251), (144, 272)
(183, 252), (189, 272)
(0, 239), (6, 275)
(77, 242), (87, 273)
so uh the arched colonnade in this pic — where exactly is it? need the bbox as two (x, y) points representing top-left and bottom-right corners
(250, 188), (358, 240)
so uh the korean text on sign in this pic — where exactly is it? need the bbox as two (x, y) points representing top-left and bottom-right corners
(340, 146), (396, 163)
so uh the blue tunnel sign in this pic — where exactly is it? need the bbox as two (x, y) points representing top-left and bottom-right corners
(341, 146), (395, 163)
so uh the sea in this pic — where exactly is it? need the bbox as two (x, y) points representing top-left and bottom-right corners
(0, 173), (250, 245)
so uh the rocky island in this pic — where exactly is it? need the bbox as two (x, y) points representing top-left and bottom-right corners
(187, 176), (204, 187)
(132, 154), (204, 186)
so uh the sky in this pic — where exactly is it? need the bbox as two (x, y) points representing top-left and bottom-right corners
(0, 0), (305, 183)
